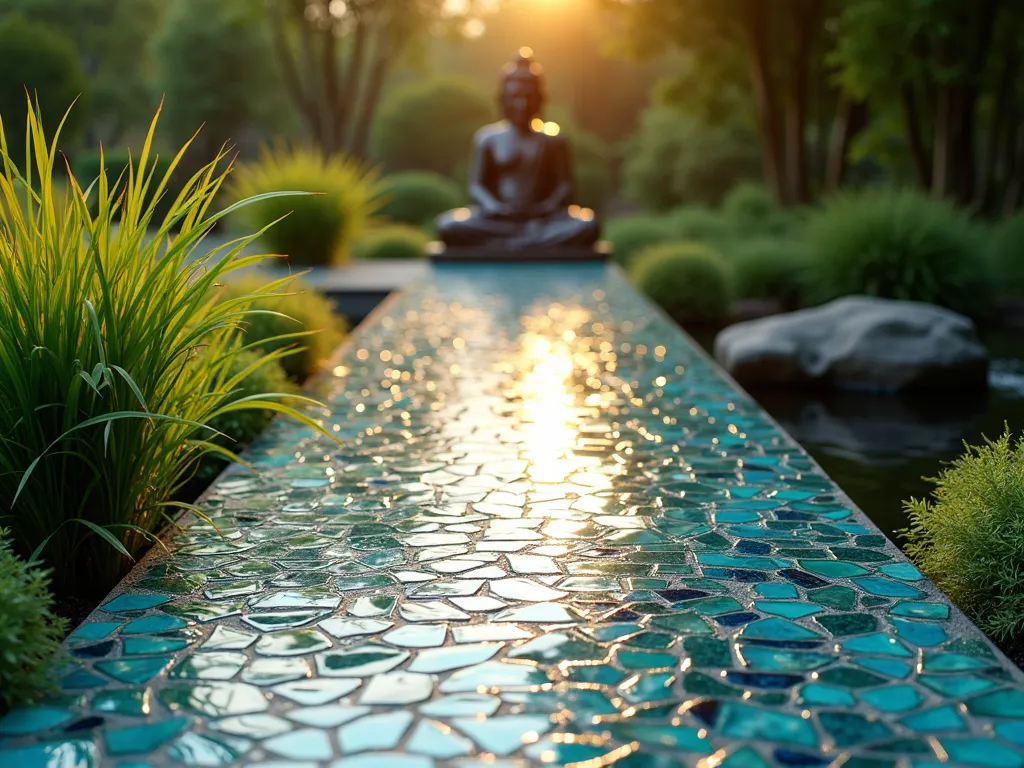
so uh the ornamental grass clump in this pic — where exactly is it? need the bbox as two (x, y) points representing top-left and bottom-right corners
(901, 429), (1024, 642)
(0, 104), (327, 598)
(804, 188), (994, 318)
(0, 529), (65, 714)
(229, 145), (379, 266)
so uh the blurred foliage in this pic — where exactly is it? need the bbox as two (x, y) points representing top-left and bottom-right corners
(193, 351), (296, 484)
(371, 78), (493, 179)
(991, 213), (1024, 298)
(352, 224), (431, 260)
(375, 171), (463, 228)
(0, 16), (87, 159)
(804, 188), (995, 318)
(604, 214), (675, 267)
(623, 106), (760, 211)
(152, 0), (281, 158)
(0, 530), (65, 714)
(229, 146), (379, 266)
(217, 277), (348, 383)
(729, 237), (809, 309)
(630, 242), (733, 324)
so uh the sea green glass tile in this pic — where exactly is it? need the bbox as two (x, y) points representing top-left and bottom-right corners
(808, 586), (857, 609)
(819, 711), (892, 747)
(121, 615), (187, 635)
(123, 637), (189, 655)
(816, 666), (889, 688)
(617, 649), (676, 670)
(60, 670), (109, 689)
(939, 738), (1024, 767)
(859, 685), (922, 713)
(104, 717), (191, 755)
(852, 577), (924, 599)
(439, 661), (549, 692)
(163, 600), (243, 623)
(92, 689), (150, 717)
(67, 622), (122, 642)
(507, 632), (605, 664)
(683, 636), (731, 667)
(243, 610), (332, 631)
(890, 601), (950, 620)
(741, 618), (822, 641)
(922, 652), (991, 672)
(799, 559), (870, 578)
(650, 612), (713, 635)
(689, 596), (744, 616)
(965, 688), (1024, 717)
(96, 656), (174, 684)
(840, 659), (907, 688)
(102, 594), (171, 613)
(755, 583), (799, 599)
(0, 706), (75, 736)
(919, 674), (995, 698)
(706, 700), (817, 747)
(606, 722), (711, 752)
(841, 633), (913, 657)
(316, 642), (409, 677)
(815, 612), (877, 636)
(738, 647), (834, 672)
(753, 601), (821, 619)
(619, 671), (676, 703)
(879, 563), (925, 581)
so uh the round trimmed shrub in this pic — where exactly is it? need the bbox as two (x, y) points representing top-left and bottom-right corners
(630, 242), (733, 324)
(669, 206), (733, 244)
(228, 146), (378, 266)
(804, 189), (995, 318)
(217, 277), (347, 382)
(0, 530), (65, 713)
(721, 182), (795, 238)
(730, 238), (808, 309)
(195, 351), (295, 483)
(375, 172), (462, 228)
(352, 225), (430, 260)
(604, 214), (674, 267)
(991, 213), (1024, 298)
(371, 79), (493, 178)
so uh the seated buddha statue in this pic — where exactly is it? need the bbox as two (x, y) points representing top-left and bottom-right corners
(436, 48), (600, 251)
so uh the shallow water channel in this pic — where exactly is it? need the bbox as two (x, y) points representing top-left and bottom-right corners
(696, 330), (1024, 545)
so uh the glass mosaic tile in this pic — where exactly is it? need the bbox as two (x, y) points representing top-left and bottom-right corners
(3, 263), (1023, 767)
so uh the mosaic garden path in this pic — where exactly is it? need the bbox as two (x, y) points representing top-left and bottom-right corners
(2, 263), (1024, 768)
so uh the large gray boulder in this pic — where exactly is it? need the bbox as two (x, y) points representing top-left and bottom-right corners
(714, 296), (988, 393)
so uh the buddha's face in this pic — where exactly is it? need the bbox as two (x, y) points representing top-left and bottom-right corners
(502, 78), (542, 131)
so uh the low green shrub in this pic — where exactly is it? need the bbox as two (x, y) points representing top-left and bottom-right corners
(374, 172), (462, 228)
(730, 238), (808, 309)
(194, 352), (295, 484)
(630, 242), (733, 324)
(217, 277), (347, 382)
(901, 429), (1024, 642)
(991, 213), (1024, 298)
(228, 146), (378, 266)
(804, 189), (994, 317)
(0, 530), (65, 714)
(668, 206), (733, 245)
(0, 107), (321, 597)
(721, 182), (795, 238)
(352, 225), (430, 261)
(604, 214), (674, 267)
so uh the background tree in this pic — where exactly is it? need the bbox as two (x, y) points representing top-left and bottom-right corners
(0, 15), (87, 158)
(0, 0), (162, 146)
(268, 0), (468, 157)
(152, 0), (281, 160)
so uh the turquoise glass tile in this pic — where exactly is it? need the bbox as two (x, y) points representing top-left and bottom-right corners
(940, 738), (1023, 767)
(105, 718), (191, 755)
(859, 685), (922, 713)
(102, 594), (171, 613)
(120, 615), (187, 635)
(852, 577), (924, 599)
(900, 705), (966, 733)
(67, 621), (122, 642)
(754, 583), (799, 599)
(754, 601), (822, 619)
(800, 684), (856, 707)
(0, 707), (75, 736)
(841, 633), (913, 657)
(853, 657), (912, 679)
(890, 601), (950, 620)
(889, 617), (947, 647)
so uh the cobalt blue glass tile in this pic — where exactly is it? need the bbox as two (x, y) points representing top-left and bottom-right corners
(780, 569), (830, 589)
(716, 612), (760, 627)
(773, 749), (829, 766)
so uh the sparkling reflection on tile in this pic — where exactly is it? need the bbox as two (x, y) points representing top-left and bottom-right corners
(6, 265), (1024, 767)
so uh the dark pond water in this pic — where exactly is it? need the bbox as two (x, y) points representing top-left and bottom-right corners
(695, 329), (1024, 547)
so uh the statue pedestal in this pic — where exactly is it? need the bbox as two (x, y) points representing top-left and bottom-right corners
(427, 240), (612, 264)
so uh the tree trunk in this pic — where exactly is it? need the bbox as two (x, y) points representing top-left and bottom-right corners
(338, 16), (369, 153)
(269, 1), (323, 147)
(826, 96), (867, 189)
(975, 48), (1019, 211)
(783, 0), (819, 204)
(741, 0), (786, 204)
(900, 85), (931, 188)
(932, 85), (954, 197)
(348, 47), (390, 160)
(1004, 123), (1024, 215)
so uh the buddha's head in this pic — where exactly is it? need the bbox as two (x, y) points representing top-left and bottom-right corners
(500, 47), (545, 131)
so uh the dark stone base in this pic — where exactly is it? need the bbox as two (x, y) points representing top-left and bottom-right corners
(427, 240), (612, 263)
